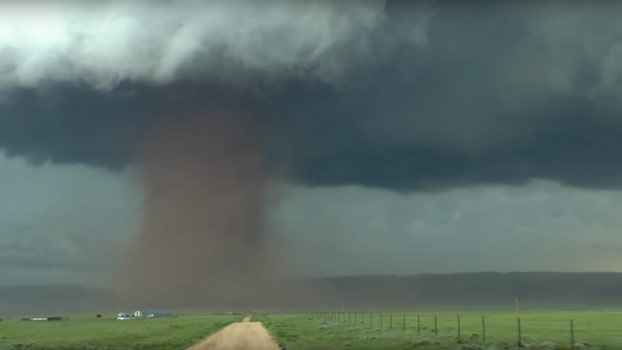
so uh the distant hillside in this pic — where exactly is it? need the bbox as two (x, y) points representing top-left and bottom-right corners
(2, 272), (622, 314)
(0, 284), (118, 316)
(293, 272), (622, 308)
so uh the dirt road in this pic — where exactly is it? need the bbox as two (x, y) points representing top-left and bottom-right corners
(186, 315), (280, 350)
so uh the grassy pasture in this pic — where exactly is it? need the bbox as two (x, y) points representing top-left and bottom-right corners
(1, 308), (621, 349)
(256, 308), (622, 350)
(0, 314), (242, 350)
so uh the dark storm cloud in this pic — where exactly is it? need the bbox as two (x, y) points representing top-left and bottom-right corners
(3, 1), (622, 191)
(265, 1), (622, 190)
(0, 86), (151, 167)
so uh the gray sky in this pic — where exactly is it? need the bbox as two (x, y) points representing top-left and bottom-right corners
(0, 152), (142, 286)
(2, 149), (621, 286)
(270, 181), (622, 277)
(2, 1), (622, 287)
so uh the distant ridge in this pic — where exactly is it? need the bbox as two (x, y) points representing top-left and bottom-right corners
(0, 284), (117, 315)
(296, 272), (622, 308)
(2, 272), (622, 314)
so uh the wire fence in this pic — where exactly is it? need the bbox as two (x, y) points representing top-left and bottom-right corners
(311, 310), (622, 349)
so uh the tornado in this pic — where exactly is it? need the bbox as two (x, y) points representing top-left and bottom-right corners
(119, 111), (274, 307)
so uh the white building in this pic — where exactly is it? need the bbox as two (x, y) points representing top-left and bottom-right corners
(133, 310), (173, 318)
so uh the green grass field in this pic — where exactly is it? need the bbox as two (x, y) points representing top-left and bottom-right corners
(256, 308), (622, 350)
(0, 314), (242, 350)
(2, 309), (621, 349)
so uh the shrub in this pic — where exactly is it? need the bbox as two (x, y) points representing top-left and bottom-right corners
(459, 344), (483, 350)
(523, 339), (556, 350)
(411, 337), (431, 346)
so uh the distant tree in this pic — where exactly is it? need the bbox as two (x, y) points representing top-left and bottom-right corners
(96, 314), (102, 318)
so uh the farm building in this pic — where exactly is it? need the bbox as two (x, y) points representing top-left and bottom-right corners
(116, 313), (132, 320)
(133, 310), (173, 318)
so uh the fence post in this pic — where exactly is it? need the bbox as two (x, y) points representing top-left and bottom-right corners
(370, 312), (372, 326)
(362, 312), (364, 325)
(517, 317), (522, 347)
(354, 312), (357, 324)
(434, 315), (438, 336)
(390, 314), (393, 329)
(417, 314), (420, 335)
(482, 315), (486, 342)
(570, 320), (575, 350)
(457, 314), (461, 340)
(403, 314), (406, 331)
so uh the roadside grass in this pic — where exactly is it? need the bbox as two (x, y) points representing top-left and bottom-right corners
(256, 309), (622, 350)
(0, 314), (242, 350)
